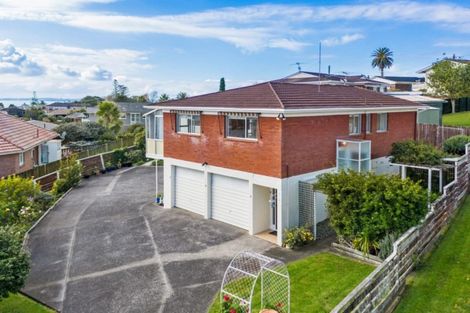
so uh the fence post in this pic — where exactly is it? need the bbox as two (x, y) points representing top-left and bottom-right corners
(401, 165), (406, 180)
(100, 154), (105, 171)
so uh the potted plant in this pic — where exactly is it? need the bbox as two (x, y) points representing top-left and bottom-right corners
(155, 194), (163, 205)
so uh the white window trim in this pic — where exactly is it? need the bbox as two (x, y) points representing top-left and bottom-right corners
(377, 113), (388, 132)
(336, 139), (372, 172)
(176, 113), (201, 135)
(19, 152), (24, 167)
(130, 113), (141, 125)
(365, 113), (371, 134)
(349, 114), (362, 135)
(225, 115), (258, 140)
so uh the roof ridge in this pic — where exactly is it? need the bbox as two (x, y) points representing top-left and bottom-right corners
(267, 82), (285, 109)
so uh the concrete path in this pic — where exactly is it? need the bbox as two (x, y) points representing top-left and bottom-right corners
(23, 166), (279, 313)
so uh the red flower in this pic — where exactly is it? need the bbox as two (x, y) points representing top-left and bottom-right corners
(223, 295), (230, 302)
(229, 309), (236, 313)
(276, 302), (284, 308)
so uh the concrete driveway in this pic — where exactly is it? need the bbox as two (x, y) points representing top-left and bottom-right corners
(23, 166), (276, 313)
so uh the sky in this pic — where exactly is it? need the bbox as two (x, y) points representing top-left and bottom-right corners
(0, 0), (469, 99)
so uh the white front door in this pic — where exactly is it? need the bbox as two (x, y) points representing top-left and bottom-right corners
(174, 167), (205, 216)
(211, 174), (250, 230)
(269, 189), (278, 231)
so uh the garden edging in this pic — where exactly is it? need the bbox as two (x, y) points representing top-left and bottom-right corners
(22, 187), (74, 249)
(331, 243), (382, 266)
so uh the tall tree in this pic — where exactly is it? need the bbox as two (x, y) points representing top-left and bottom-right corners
(111, 79), (130, 102)
(97, 101), (122, 134)
(371, 47), (394, 77)
(428, 60), (470, 113)
(219, 77), (226, 92)
(159, 93), (170, 102)
(176, 92), (188, 100)
(147, 91), (159, 103)
(80, 96), (104, 107)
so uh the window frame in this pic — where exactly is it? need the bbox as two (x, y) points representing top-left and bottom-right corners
(336, 139), (371, 173)
(130, 113), (141, 125)
(377, 113), (388, 132)
(349, 114), (362, 135)
(176, 113), (201, 135)
(19, 152), (24, 167)
(365, 113), (371, 134)
(225, 115), (258, 140)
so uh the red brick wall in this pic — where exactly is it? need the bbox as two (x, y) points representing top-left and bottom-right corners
(0, 146), (38, 177)
(281, 112), (417, 177)
(163, 113), (283, 177)
(163, 111), (416, 178)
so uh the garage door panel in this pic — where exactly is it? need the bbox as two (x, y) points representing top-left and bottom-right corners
(211, 174), (250, 230)
(175, 167), (205, 216)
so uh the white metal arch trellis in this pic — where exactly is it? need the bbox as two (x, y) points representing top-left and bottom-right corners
(220, 251), (290, 313)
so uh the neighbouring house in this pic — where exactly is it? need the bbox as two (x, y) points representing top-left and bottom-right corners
(66, 112), (87, 123)
(144, 81), (423, 245)
(46, 108), (74, 118)
(46, 102), (83, 110)
(1, 105), (26, 117)
(0, 112), (61, 178)
(417, 56), (470, 92)
(386, 92), (446, 125)
(372, 76), (425, 92)
(116, 102), (151, 128)
(281, 71), (388, 92)
(83, 107), (98, 123)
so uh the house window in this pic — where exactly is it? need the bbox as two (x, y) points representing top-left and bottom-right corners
(226, 115), (258, 139)
(19, 152), (24, 167)
(337, 140), (371, 172)
(365, 113), (371, 133)
(130, 113), (141, 125)
(349, 114), (361, 135)
(377, 113), (388, 132)
(177, 113), (200, 134)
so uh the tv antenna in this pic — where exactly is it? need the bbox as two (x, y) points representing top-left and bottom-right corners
(290, 62), (306, 72)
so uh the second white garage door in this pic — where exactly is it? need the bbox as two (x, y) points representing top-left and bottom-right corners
(174, 167), (205, 216)
(211, 174), (250, 230)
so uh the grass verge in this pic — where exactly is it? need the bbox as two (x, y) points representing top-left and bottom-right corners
(0, 293), (55, 313)
(207, 252), (374, 313)
(394, 196), (470, 313)
(443, 112), (470, 127)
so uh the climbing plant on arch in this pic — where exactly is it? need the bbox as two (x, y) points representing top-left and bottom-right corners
(220, 251), (290, 313)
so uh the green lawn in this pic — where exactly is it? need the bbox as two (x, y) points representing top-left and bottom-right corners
(0, 293), (55, 313)
(394, 196), (470, 313)
(442, 111), (470, 127)
(208, 252), (374, 313)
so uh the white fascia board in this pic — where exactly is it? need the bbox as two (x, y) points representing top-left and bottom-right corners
(143, 107), (159, 116)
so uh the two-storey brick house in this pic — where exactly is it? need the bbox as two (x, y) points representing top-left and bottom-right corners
(144, 82), (422, 245)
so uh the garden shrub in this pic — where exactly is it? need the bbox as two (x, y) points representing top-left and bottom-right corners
(378, 233), (398, 260)
(126, 149), (145, 164)
(0, 176), (40, 227)
(52, 155), (82, 196)
(315, 171), (428, 255)
(0, 226), (30, 299)
(443, 135), (470, 156)
(111, 148), (128, 168)
(282, 226), (314, 249)
(390, 140), (445, 166)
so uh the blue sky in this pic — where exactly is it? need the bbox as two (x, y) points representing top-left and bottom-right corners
(0, 0), (469, 99)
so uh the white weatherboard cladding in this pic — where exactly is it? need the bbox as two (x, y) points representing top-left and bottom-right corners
(211, 174), (250, 230)
(174, 167), (205, 216)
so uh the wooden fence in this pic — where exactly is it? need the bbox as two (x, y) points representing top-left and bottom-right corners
(331, 146), (470, 313)
(417, 124), (470, 147)
(14, 138), (134, 180)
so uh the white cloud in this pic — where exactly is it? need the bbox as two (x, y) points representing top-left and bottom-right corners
(321, 33), (365, 47)
(434, 41), (470, 47)
(81, 65), (112, 81)
(0, 2), (469, 52)
(0, 39), (44, 76)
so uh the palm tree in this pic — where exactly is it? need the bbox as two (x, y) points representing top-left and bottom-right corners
(371, 47), (394, 77)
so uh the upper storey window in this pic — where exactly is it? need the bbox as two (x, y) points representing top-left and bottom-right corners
(177, 113), (201, 134)
(349, 114), (361, 135)
(226, 115), (258, 139)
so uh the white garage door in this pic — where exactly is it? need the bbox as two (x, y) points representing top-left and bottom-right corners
(174, 167), (205, 216)
(211, 174), (250, 230)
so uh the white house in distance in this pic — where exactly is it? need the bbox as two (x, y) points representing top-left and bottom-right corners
(417, 56), (470, 92)
(372, 76), (425, 92)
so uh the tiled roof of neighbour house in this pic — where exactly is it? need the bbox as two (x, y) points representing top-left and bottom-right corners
(47, 102), (83, 109)
(116, 102), (152, 114)
(47, 109), (74, 116)
(0, 112), (59, 155)
(150, 82), (424, 110)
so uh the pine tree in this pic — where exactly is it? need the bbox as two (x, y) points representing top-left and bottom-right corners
(219, 77), (226, 92)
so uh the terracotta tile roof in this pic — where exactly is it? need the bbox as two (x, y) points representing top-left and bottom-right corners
(152, 82), (423, 110)
(0, 113), (58, 155)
